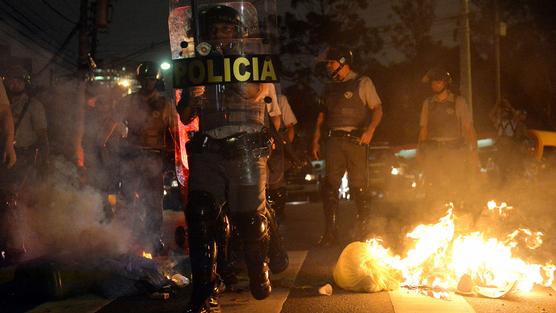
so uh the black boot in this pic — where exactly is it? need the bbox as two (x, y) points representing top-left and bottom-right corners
(352, 187), (372, 241)
(184, 192), (220, 313)
(264, 205), (289, 274)
(215, 211), (237, 288)
(317, 183), (338, 247)
(268, 187), (287, 224)
(235, 211), (272, 300)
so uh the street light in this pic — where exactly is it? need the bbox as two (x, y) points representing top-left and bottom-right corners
(160, 62), (171, 70)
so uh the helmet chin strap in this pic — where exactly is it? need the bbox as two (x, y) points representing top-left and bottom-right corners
(329, 62), (346, 81)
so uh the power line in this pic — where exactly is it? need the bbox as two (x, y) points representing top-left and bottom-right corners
(0, 0), (54, 34)
(37, 24), (80, 75)
(0, 10), (65, 55)
(0, 1), (66, 51)
(107, 40), (169, 67)
(0, 20), (76, 69)
(41, 0), (78, 24)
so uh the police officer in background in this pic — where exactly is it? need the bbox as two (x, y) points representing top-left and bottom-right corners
(0, 65), (49, 264)
(118, 62), (177, 254)
(0, 79), (16, 169)
(417, 68), (479, 209)
(177, 4), (277, 312)
(312, 47), (383, 246)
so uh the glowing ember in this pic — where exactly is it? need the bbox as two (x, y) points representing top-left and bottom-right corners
(365, 202), (555, 297)
(142, 251), (153, 259)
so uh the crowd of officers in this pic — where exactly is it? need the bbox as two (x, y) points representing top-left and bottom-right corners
(0, 4), (526, 313)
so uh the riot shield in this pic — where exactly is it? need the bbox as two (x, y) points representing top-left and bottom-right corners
(169, 0), (280, 133)
(170, 1), (279, 87)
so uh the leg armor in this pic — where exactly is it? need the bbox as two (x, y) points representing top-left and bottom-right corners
(264, 204), (288, 274)
(234, 211), (272, 300)
(184, 191), (221, 313)
(267, 186), (286, 224)
(215, 208), (236, 289)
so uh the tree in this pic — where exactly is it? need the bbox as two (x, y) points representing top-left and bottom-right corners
(471, 0), (556, 128)
(389, 0), (436, 60)
(278, 0), (384, 135)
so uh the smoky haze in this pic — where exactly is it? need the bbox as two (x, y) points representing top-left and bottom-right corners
(11, 78), (159, 263)
(362, 150), (556, 267)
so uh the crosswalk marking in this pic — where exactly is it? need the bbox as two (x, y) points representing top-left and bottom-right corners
(26, 294), (112, 313)
(219, 250), (308, 313)
(389, 289), (476, 313)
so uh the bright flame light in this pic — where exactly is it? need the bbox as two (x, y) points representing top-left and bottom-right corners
(363, 202), (555, 296)
(339, 172), (349, 199)
(142, 251), (153, 259)
(118, 78), (131, 88)
(487, 200), (513, 216)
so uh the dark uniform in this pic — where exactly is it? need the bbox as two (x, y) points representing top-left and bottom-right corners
(313, 48), (383, 246)
(177, 5), (276, 313)
(118, 62), (176, 254)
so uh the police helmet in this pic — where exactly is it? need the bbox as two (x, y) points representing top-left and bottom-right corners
(5, 65), (31, 85)
(326, 47), (353, 66)
(136, 62), (161, 80)
(423, 68), (452, 85)
(199, 5), (244, 38)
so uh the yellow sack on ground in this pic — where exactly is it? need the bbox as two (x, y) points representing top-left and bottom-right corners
(333, 241), (401, 293)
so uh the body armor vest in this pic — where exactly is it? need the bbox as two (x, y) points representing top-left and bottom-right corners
(325, 78), (369, 129)
(126, 93), (168, 149)
(426, 96), (461, 140)
(197, 84), (267, 132)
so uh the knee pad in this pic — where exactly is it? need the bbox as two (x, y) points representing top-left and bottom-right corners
(186, 190), (220, 223)
(235, 212), (269, 241)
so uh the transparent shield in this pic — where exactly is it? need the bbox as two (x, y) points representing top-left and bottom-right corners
(169, 0), (278, 59)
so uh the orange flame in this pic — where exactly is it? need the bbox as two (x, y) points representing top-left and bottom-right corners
(142, 251), (153, 259)
(365, 202), (555, 295)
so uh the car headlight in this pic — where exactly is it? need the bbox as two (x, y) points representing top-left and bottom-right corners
(391, 167), (402, 176)
(304, 174), (317, 181)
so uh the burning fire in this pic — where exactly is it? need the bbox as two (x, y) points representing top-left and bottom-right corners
(142, 251), (153, 259)
(365, 202), (555, 297)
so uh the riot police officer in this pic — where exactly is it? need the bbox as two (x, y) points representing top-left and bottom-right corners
(417, 68), (479, 208)
(177, 4), (277, 312)
(118, 62), (177, 254)
(1, 65), (49, 265)
(311, 47), (383, 246)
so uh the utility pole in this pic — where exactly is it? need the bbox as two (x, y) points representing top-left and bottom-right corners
(494, 0), (501, 105)
(78, 0), (90, 70)
(460, 0), (473, 114)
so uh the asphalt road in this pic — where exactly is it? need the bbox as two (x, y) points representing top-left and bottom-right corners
(2, 198), (556, 313)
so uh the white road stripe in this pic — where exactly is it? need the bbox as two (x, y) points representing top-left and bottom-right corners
(25, 294), (112, 313)
(219, 250), (308, 313)
(389, 289), (476, 313)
